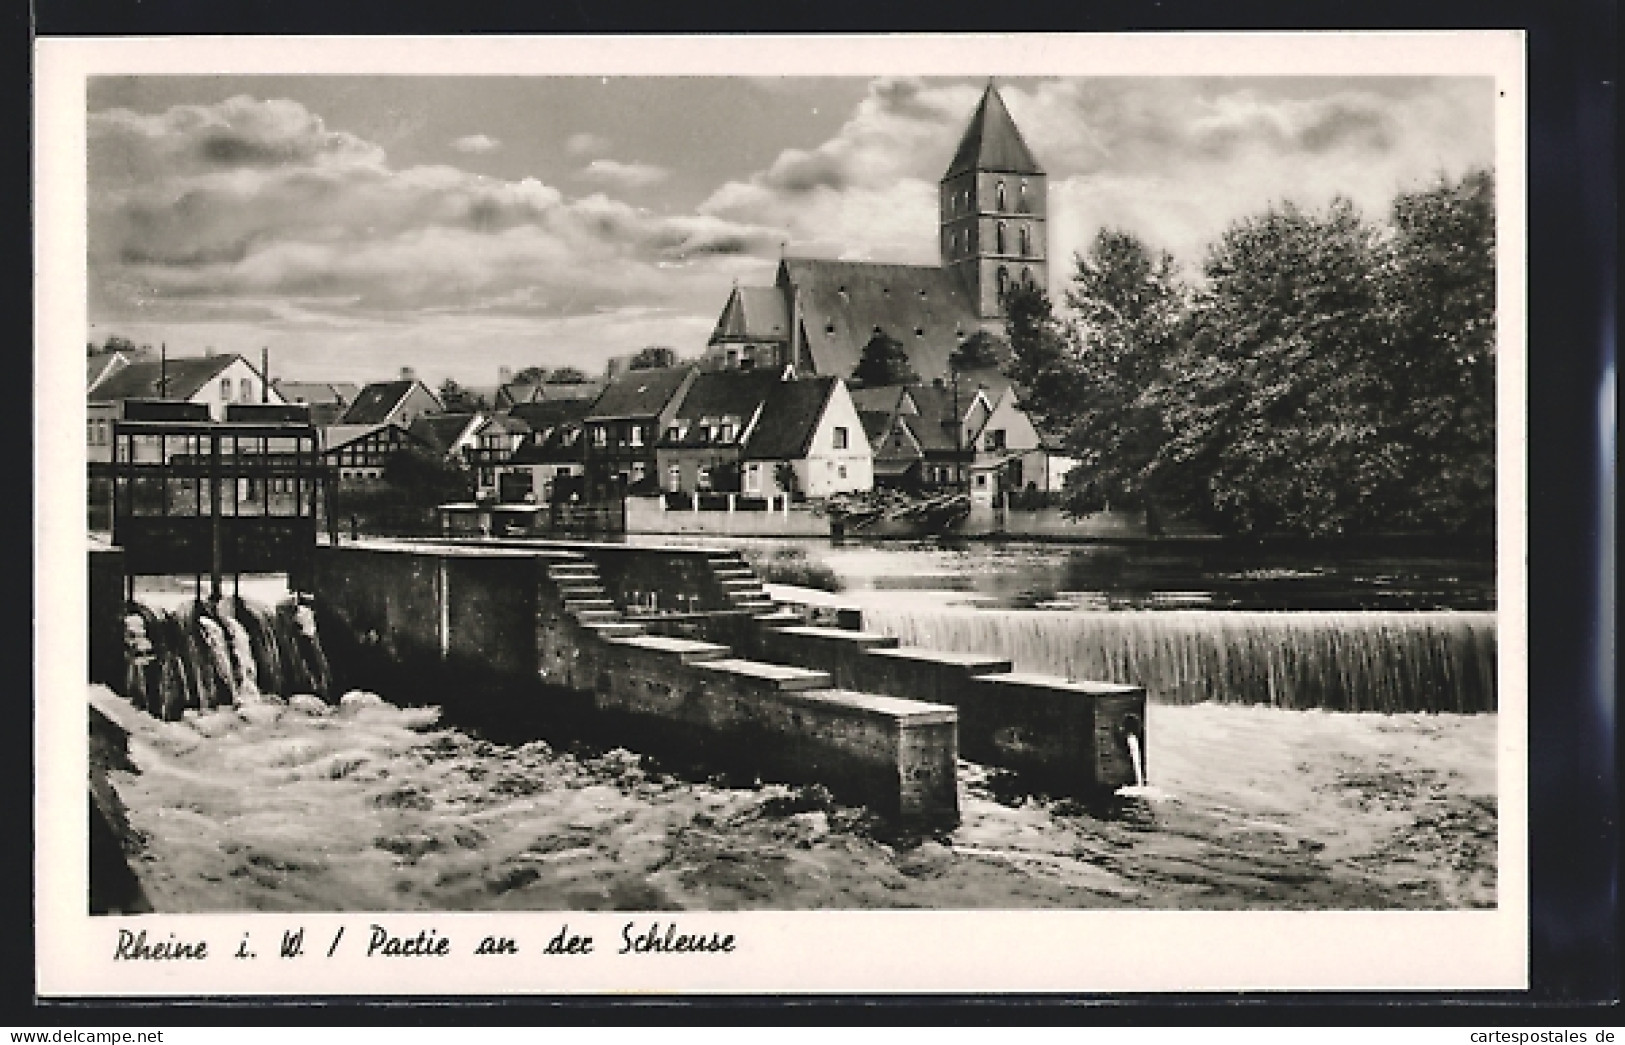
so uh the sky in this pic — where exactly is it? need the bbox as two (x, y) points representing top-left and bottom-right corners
(86, 75), (1494, 387)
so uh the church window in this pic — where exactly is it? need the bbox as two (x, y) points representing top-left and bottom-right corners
(997, 267), (1010, 299)
(996, 181), (1007, 210)
(1021, 266), (1034, 287)
(825, 322), (835, 335)
(1018, 225), (1031, 256)
(995, 222), (1007, 254)
(914, 327), (925, 337)
(1019, 180), (1029, 211)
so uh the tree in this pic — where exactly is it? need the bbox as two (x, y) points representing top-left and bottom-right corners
(1379, 169), (1496, 539)
(438, 378), (486, 413)
(546, 366), (592, 384)
(629, 346), (678, 370)
(1160, 197), (1396, 537)
(512, 366), (549, 385)
(949, 330), (1007, 372)
(1048, 230), (1190, 519)
(1003, 281), (1081, 434)
(851, 330), (918, 387)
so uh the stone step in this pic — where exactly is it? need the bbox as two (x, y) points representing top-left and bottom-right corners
(558, 584), (607, 597)
(720, 577), (763, 588)
(573, 609), (624, 623)
(563, 598), (616, 612)
(549, 566), (601, 579)
(712, 566), (755, 577)
(753, 609), (803, 625)
(579, 620), (645, 638)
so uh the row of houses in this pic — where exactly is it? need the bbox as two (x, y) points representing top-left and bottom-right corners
(87, 347), (1068, 512)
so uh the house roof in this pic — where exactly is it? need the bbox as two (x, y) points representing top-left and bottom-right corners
(658, 368), (786, 448)
(943, 83), (1044, 179)
(777, 258), (981, 383)
(848, 384), (909, 415)
(477, 413), (532, 438)
(87, 351), (134, 393)
(274, 380), (359, 406)
(338, 380), (438, 425)
(88, 354), (243, 403)
(408, 413), (481, 455)
(585, 365), (695, 421)
(709, 286), (791, 344)
(509, 398), (593, 432)
(858, 409), (895, 446)
(509, 426), (582, 465)
(537, 380), (605, 401)
(741, 377), (838, 460)
(321, 422), (423, 453)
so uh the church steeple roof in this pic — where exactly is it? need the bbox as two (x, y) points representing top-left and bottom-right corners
(943, 82), (1044, 179)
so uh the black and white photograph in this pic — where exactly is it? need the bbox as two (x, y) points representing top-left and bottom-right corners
(36, 33), (1527, 995)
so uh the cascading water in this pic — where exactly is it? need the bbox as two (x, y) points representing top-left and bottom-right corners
(118, 595), (332, 721)
(858, 608), (1498, 714)
(1127, 734), (1146, 788)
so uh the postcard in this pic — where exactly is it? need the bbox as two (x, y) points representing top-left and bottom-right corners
(36, 31), (1527, 996)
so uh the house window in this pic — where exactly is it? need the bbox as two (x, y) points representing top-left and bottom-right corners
(630, 425), (644, 447)
(220, 378), (232, 401)
(666, 425), (681, 442)
(631, 462), (647, 484)
(837, 465), (847, 480)
(976, 474), (988, 487)
(996, 181), (1007, 210)
(697, 467), (712, 491)
(986, 429), (1007, 450)
(718, 423), (735, 443)
(744, 462), (760, 492)
(667, 465), (681, 492)
(832, 426), (849, 450)
(240, 378), (253, 401)
(592, 426), (607, 448)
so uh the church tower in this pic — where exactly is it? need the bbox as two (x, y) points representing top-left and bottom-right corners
(939, 82), (1047, 330)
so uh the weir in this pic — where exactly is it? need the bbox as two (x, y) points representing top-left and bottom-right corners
(88, 537), (1156, 828)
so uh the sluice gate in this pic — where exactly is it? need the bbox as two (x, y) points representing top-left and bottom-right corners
(307, 539), (1147, 826)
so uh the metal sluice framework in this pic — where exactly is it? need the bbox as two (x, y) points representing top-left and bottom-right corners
(95, 405), (338, 598)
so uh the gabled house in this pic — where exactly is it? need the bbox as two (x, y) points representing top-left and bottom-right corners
(582, 365), (698, 497)
(654, 367), (789, 494)
(740, 377), (872, 499)
(496, 422), (586, 504)
(702, 286), (793, 372)
(87, 353), (283, 463)
(336, 378), (443, 428)
(322, 423), (430, 488)
(466, 412), (532, 495)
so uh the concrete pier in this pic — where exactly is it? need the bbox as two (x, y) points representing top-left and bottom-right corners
(311, 541), (961, 827)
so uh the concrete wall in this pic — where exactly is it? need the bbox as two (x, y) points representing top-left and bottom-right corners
(89, 545), (126, 688)
(625, 495), (830, 537)
(312, 540), (960, 826)
(755, 623), (1145, 795)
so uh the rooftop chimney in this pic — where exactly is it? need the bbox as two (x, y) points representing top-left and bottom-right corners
(498, 366), (513, 385)
(400, 366), (416, 382)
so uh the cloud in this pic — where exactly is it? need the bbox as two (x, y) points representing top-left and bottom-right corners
(88, 95), (785, 353)
(449, 133), (501, 154)
(578, 159), (671, 189)
(564, 131), (610, 157)
(700, 75), (1491, 277)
